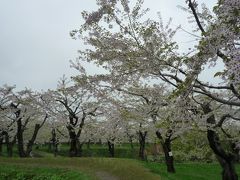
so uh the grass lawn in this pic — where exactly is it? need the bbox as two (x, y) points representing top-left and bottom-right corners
(144, 161), (240, 180)
(0, 164), (89, 180)
(1, 144), (240, 179)
(0, 157), (240, 180)
(0, 157), (161, 180)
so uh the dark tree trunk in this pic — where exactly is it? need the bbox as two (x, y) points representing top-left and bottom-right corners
(138, 131), (147, 160)
(9, 105), (47, 158)
(4, 132), (10, 156)
(7, 143), (14, 157)
(51, 128), (58, 157)
(69, 136), (78, 157)
(16, 117), (26, 157)
(66, 112), (86, 157)
(4, 132), (16, 157)
(129, 136), (134, 149)
(156, 131), (175, 173)
(11, 106), (26, 158)
(162, 140), (175, 173)
(26, 124), (41, 157)
(202, 104), (238, 180)
(208, 129), (238, 180)
(0, 136), (3, 156)
(232, 142), (240, 163)
(25, 115), (47, 157)
(67, 125), (78, 157)
(152, 143), (159, 162)
(53, 142), (58, 157)
(107, 141), (115, 157)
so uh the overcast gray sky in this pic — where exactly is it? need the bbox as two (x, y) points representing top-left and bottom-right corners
(0, 0), (217, 91)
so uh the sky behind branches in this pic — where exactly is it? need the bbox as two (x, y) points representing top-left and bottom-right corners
(0, 0), (217, 90)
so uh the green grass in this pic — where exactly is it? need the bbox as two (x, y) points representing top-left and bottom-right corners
(0, 157), (161, 180)
(1, 157), (240, 179)
(0, 163), (89, 180)
(144, 161), (240, 180)
(1, 144), (240, 179)
(1, 157), (240, 180)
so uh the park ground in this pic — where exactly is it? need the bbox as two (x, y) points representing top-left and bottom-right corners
(0, 144), (240, 179)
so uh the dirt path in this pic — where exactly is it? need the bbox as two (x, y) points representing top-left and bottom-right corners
(95, 171), (119, 180)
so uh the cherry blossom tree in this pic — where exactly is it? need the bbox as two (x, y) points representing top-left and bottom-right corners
(115, 83), (195, 172)
(95, 102), (127, 158)
(71, 0), (239, 178)
(9, 90), (48, 157)
(0, 85), (49, 157)
(0, 85), (17, 156)
(40, 76), (98, 157)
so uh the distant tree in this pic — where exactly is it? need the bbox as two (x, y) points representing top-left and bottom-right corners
(40, 76), (98, 157)
(0, 85), (48, 157)
(0, 85), (16, 157)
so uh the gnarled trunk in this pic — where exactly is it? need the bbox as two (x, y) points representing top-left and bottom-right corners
(208, 129), (238, 180)
(12, 107), (27, 158)
(162, 139), (175, 173)
(66, 112), (86, 157)
(156, 131), (175, 173)
(202, 104), (238, 180)
(17, 118), (26, 157)
(232, 142), (240, 163)
(7, 143), (14, 157)
(0, 136), (3, 156)
(51, 128), (58, 157)
(67, 126), (78, 157)
(26, 124), (41, 157)
(4, 132), (16, 157)
(107, 141), (115, 157)
(138, 131), (147, 160)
